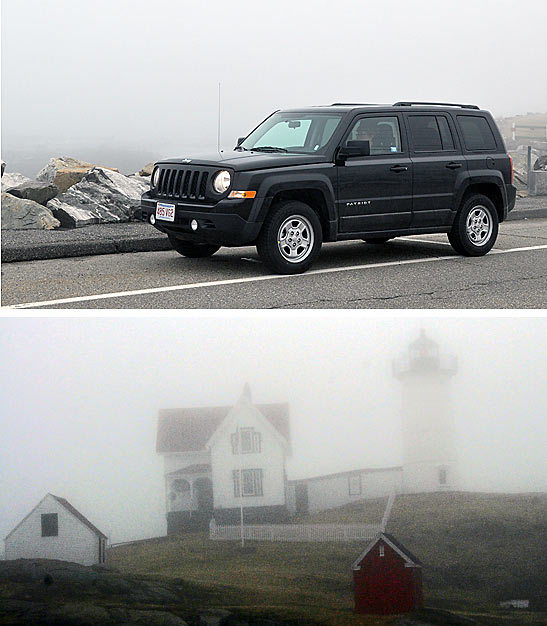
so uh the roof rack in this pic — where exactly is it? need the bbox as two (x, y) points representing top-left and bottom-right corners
(393, 101), (480, 110)
(330, 102), (379, 106)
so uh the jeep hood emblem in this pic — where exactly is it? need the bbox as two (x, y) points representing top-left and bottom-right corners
(181, 158), (192, 163)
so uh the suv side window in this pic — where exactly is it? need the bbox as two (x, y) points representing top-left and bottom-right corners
(345, 116), (403, 154)
(408, 115), (456, 152)
(457, 115), (497, 151)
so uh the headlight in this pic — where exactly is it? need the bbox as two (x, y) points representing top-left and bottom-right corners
(213, 170), (231, 194)
(152, 167), (160, 188)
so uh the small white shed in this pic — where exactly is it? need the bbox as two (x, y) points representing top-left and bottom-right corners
(4, 493), (107, 566)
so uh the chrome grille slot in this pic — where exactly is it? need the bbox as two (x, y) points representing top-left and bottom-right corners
(154, 166), (212, 201)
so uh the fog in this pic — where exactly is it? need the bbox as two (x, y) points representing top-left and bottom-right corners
(1, 315), (545, 548)
(2, 0), (547, 175)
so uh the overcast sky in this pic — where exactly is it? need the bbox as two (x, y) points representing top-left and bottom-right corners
(2, 0), (547, 163)
(1, 315), (545, 545)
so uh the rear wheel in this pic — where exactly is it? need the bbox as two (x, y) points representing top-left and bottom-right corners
(256, 201), (322, 274)
(168, 236), (220, 258)
(448, 194), (498, 256)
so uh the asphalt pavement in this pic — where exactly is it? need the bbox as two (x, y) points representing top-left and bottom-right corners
(2, 196), (547, 264)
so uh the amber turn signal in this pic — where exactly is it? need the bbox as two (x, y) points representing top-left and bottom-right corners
(228, 190), (257, 199)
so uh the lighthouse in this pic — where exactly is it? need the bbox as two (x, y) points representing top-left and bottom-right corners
(393, 330), (458, 494)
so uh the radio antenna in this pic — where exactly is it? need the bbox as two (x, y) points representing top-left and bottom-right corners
(217, 82), (221, 153)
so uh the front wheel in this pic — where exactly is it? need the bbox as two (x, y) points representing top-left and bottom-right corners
(448, 194), (499, 256)
(256, 201), (323, 274)
(168, 236), (220, 258)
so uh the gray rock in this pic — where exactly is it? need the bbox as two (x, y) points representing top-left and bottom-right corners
(1, 192), (60, 230)
(137, 162), (155, 176)
(47, 167), (149, 228)
(1, 171), (33, 191)
(200, 609), (233, 626)
(37, 157), (120, 193)
(129, 610), (188, 625)
(534, 155), (547, 171)
(49, 602), (113, 626)
(7, 181), (59, 206)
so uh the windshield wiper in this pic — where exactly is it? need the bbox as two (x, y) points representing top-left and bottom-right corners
(251, 146), (289, 153)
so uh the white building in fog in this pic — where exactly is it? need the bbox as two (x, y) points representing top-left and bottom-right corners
(157, 331), (459, 531)
(4, 494), (107, 565)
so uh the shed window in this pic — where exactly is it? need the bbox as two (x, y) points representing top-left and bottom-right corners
(41, 513), (58, 537)
(379, 544), (385, 557)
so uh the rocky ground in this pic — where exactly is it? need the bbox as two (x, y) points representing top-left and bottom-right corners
(0, 558), (484, 626)
(1, 157), (153, 230)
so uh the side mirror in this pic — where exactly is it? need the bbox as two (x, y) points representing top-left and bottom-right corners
(236, 137), (245, 146)
(338, 140), (370, 161)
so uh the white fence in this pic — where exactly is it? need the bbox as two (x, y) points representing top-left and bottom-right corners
(209, 521), (382, 542)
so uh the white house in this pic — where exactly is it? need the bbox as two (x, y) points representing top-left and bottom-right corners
(156, 384), (291, 533)
(4, 494), (107, 566)
(158, 331), (459, 532)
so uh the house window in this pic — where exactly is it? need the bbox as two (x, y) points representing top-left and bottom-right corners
(231, 428), (261, 454)
(348, 475), (361, 496)
(41, 513), (58, 537)
(379, 545), (385, 557)
(172, 479), (191, 494)
(232, 469), (263, 497)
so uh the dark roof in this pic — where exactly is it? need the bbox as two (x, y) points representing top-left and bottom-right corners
(167, 464), (211, 475)
(382, 533), (423, 566)
(51, 495), (107, 539)
(288, 466), (402, 484)
(409, 329), (437, 350)
(156, 403), (290, 453)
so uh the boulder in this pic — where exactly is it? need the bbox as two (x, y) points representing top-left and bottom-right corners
(7, 180), (59, 206)
(1, 192), (60, 230)
(37, 157), (120, 193)
(47, 167), (149, 228)
(138, 161), (155, 176)
(1, 171), (33, 191)
(533, 155), (547, 171)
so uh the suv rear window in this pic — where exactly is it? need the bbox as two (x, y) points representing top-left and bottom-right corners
(457, 115), (497, 151)
(408, 115), (455, 152)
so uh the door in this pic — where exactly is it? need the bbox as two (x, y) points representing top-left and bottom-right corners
(405, 113), (466, 227)
(336, 114), (413, 233)
(295, 483), (309, 515)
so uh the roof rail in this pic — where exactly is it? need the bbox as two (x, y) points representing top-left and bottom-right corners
(393, 101), (480, 110)
(330, 102), (378, 106)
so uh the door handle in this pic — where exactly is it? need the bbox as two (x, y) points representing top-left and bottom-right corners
(390, 165), (408, 172)
(446, 162), (462, 169)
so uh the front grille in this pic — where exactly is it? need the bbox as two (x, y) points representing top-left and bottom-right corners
(156, 167), (210, 201)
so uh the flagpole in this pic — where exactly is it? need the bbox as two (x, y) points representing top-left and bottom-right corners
(239, 424), (244, 547)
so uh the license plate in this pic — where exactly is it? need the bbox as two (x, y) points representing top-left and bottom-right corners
(156, 202), (175, 222)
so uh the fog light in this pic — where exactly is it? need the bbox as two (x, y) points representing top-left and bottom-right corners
(150, 214), (156, 225)
(191, 219), (198, 231)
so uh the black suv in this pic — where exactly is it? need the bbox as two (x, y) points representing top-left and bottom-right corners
(140, 102), (516, 274)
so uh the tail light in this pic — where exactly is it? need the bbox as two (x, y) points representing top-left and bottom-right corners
(509, 155), (513, 184)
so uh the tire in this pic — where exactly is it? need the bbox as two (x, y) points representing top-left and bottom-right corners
(256, 201), (323, 274)
(168, 236), (220, 258)
(362, 237), (391, 244)
(448, 194), (499, 256)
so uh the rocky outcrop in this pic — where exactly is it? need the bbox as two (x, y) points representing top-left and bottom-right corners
(37, 157), (120, 193)
(47, 167), (149, 228)
(7, 180), (59, 206)
(1, 171), (33, 191)
(138, 161), (155, 176)
(1, 192), (60, 230)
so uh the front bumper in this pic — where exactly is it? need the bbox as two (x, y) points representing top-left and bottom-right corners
(140, 195), (262, 246)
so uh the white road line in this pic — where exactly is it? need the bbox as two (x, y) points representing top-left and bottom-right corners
(5, 244), (547, 309)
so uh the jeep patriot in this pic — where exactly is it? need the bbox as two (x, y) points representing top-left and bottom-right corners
(140, 102), (516, 274)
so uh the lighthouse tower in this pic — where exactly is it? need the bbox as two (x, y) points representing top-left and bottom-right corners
(393, 330), (458, 494)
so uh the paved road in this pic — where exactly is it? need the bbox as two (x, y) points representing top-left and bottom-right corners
(2, 219), (546, 309)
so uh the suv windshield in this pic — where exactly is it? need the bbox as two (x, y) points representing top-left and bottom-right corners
(239, 112), (344, 154)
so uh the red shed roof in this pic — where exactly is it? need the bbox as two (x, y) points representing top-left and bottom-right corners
(156, 403), (290, 453)
(352, 533), (422, 570)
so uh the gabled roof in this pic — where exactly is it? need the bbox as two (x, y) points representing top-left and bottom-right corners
(50, 495), (107, 539)
(156, 403), (290, 453)
(352, 533), (422, 570)
(5, 494), (106, 540)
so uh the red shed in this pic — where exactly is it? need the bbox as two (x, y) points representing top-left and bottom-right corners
(352, 533), (423, 614)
